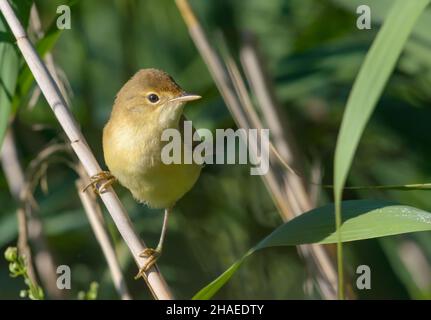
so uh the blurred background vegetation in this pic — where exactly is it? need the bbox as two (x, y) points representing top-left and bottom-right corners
(1, 0), (431, 299)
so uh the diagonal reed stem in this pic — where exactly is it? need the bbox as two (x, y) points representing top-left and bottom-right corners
(0, 0), (172, 300)
(76, 171), (132, 300)
(176, 0), (340, 299)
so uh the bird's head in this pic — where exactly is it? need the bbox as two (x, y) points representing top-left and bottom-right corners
(112, 68), (201, 127)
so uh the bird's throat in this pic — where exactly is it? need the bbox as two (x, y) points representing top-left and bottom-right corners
(158, 102), (185, 129)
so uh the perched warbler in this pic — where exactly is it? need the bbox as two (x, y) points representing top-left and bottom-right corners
(88, 68), (202, 277)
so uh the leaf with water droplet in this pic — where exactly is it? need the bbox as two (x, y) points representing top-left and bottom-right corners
(193, 200), (431, 299)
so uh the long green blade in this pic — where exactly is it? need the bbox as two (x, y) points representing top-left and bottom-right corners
(0, 40), (19, 147)
(0, 0), (32, 148)
(193, 200), (431, 300)
(333, 0), (430, 299)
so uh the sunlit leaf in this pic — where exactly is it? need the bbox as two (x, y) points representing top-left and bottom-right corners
(12, 21), (63, 112)
(193, 200), (431, 299)
(0, 0), (32, 148)
(332, 0), (430, 298)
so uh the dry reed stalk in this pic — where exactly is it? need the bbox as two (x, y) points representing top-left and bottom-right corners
(16, 139), (133, 300)
(76, 170), (132, 300)
(0, 128), (64, 298)
(28, 4), (131, 299)
(0, 0), (172, 300)
(176, 0), (339, 299)
(239, 38), (339, 298)
(0, 129), (38, 285)
(230, 41), (338, 299)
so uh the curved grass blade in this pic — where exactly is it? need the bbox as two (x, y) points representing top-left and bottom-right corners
(11, 0), (77, 113)
(333, 0), (430, 299)
(0, 0), (31, 147)
(193, 200), (431, 300)
(13, 26), (62, 104)
(0, 42), (19, 147)
(322, 183), (431, 191)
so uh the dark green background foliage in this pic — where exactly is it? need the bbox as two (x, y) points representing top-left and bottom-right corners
(1, 0), (431, 299)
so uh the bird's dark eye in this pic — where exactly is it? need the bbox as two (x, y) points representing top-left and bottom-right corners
(147, 93), (159, 103)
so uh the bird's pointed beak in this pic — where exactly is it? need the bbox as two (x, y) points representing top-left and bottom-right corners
(169, 93), (201, 103)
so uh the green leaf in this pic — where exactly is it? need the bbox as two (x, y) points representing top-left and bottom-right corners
(193, 200), (431, 300)
(331, 0), (431, 45)
(0, 40), (19, 147)
(334, 0), (431, 200)
(78, 282), (99, 300)
(12, 21), (63, 112)
(0, 0), (32, 148)
(11, 0), (78, 112)
(0, 26), (19, 147)
(332, 0), (430, 298)
(193, 257), (247, 300)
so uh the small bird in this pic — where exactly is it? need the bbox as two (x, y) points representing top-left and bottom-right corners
(88, 68), (202, 277)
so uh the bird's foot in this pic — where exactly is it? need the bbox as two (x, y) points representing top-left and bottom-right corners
(134, 248), (162, 279)
(83, 170), (116, 195)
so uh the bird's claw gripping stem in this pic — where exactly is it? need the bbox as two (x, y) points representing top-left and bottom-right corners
(134, 248), (162, 279)
(83, 171), (116, 195)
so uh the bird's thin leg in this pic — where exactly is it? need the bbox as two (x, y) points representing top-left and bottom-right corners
(83, 171), (116, 195)
(135, 207), (172, 279)
(155, 207), (170, 251)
